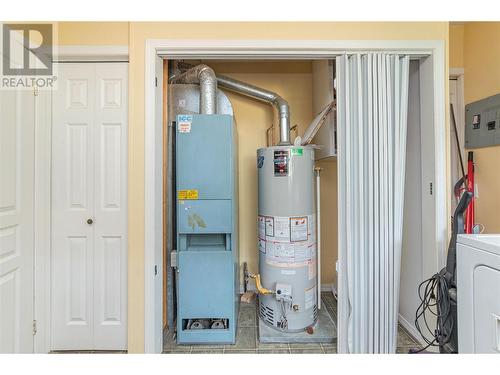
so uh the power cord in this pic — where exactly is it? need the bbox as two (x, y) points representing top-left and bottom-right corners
(414, 269), (454, 353)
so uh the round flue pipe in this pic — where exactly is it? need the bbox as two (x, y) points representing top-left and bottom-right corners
(170, 64), (217, 115)
(215, 74), (291, 145)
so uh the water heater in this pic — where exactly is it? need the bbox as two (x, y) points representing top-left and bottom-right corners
(257, 145), (318, 332)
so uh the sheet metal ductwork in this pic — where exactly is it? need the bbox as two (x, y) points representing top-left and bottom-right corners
(215, 74), (291, 145)
(170, 64), (217, 115)
(171, 63), (291, 145)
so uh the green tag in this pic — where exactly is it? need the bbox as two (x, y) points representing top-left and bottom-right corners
(291, 148), (303, 156)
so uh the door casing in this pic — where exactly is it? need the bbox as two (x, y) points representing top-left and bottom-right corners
(143, 39), (447, 353)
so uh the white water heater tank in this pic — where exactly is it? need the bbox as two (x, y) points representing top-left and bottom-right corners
(257, 145), (318, 332)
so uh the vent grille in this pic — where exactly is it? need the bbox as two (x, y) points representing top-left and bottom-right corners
(260, 304), (275, 326)
(313, 304), (318, 321)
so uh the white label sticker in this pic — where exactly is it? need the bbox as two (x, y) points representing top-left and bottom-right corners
(258, 216), (266, 239)
(178, 122), (191, 133)
(259, 214), (316, 266)
(274, 217), (290, 242)
(308, 261), (316, 280)
(309, 214), (316, 243)
(290, 216), (308, 242)
(266, 242), (294, 263)
(294, 243), (312, 263)
(305, 286), (316, 310)
(258, 238), (266, 254)
(265, 216), (274, 237)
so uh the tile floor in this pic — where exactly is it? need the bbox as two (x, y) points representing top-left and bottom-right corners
(163, 292), (422, 354)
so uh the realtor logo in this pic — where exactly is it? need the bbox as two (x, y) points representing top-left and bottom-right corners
(2, 23), (53, 76)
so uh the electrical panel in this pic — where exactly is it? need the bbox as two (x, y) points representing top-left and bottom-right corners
(465, 93), (500, 149)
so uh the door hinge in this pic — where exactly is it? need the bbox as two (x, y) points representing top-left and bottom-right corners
(33, 86), (39, 96)
(155, 77), (158, 87)
(154, 265), (158, 276)
(32, 320), (37, 336)
(429, 182), (433, 195)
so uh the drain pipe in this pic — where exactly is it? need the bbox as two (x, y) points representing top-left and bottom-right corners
(215, 74), (291, 145)
(170, 64), (217, 114)
(315, 167), (322, 309)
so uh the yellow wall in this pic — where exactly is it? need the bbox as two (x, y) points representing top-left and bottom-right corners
(56, 21), (449, 352)
(449, 23), (464, 68)
(461, 22), (500, 233)
(130, 21), (449, 353)
(57, 22), (129, 45)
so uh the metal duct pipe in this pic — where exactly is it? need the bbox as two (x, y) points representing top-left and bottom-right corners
(215, 74), (291, 145)
(170, 64), (217, 114)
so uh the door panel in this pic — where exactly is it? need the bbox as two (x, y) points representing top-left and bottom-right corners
(51, 63), (127, 350)
(92, 64), (128, 349)
(52, 64), (95, 349)
(0, 89), (35, 353)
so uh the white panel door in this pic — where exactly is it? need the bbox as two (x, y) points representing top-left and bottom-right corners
(51, 63), (128, 351)
(0, 89), (35, 353)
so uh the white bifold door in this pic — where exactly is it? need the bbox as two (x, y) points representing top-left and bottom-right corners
(0, 90), (35, 353)
(336, 53), (410, 353)
(51, 63), (128, 351)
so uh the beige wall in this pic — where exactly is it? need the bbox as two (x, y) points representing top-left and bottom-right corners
(449, 23), (464, 68)
(460, 23), (500, 233)
(57, 22), (129, 45)
(129, 22), (448, 353)
(56, 21), (449, 352)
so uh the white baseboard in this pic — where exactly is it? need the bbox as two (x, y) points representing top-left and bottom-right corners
(398, 313), (425, 347)
(398, 313), (439, 353)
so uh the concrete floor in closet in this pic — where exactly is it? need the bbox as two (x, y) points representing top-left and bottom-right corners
(162, 292), (422, 354)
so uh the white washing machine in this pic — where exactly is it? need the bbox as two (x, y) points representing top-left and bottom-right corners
(457, 234), (500, 353)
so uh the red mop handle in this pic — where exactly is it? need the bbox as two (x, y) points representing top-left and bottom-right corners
(465, 152), (475, 234)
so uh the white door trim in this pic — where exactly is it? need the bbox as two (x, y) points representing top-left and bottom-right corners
(54, 45), (129, 62)
(34, 46), (129, 354)
(143, 38), (447, 353)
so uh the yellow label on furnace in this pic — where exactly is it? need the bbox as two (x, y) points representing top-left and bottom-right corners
(178, 189), (198, 200)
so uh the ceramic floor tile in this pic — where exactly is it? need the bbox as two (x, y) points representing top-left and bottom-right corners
(163, 345), (191, 353)
(226, 327), (257, 350)
(290, 348), (324, 354)
(321, 342), (337, 354)
(224, 349), (257, 354)
(191, 344), (226, 350)
(289, 342), (323, 349)
(257, 342), (290, 350)
(238, 307), (257, 328)
(257, 349), (291, 354)
(397, 329), (418, 347)
(190, 348), (224, 354)
(396, 346), (414, 354)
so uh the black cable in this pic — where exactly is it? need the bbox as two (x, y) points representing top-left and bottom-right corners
(413, 270), (454, 353)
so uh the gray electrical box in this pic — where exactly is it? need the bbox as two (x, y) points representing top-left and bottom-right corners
(465, 93), (500, 149)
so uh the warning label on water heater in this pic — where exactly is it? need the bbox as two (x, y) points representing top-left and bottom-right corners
(257, 214), (316, 267)
(290, 216), (308, 242)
